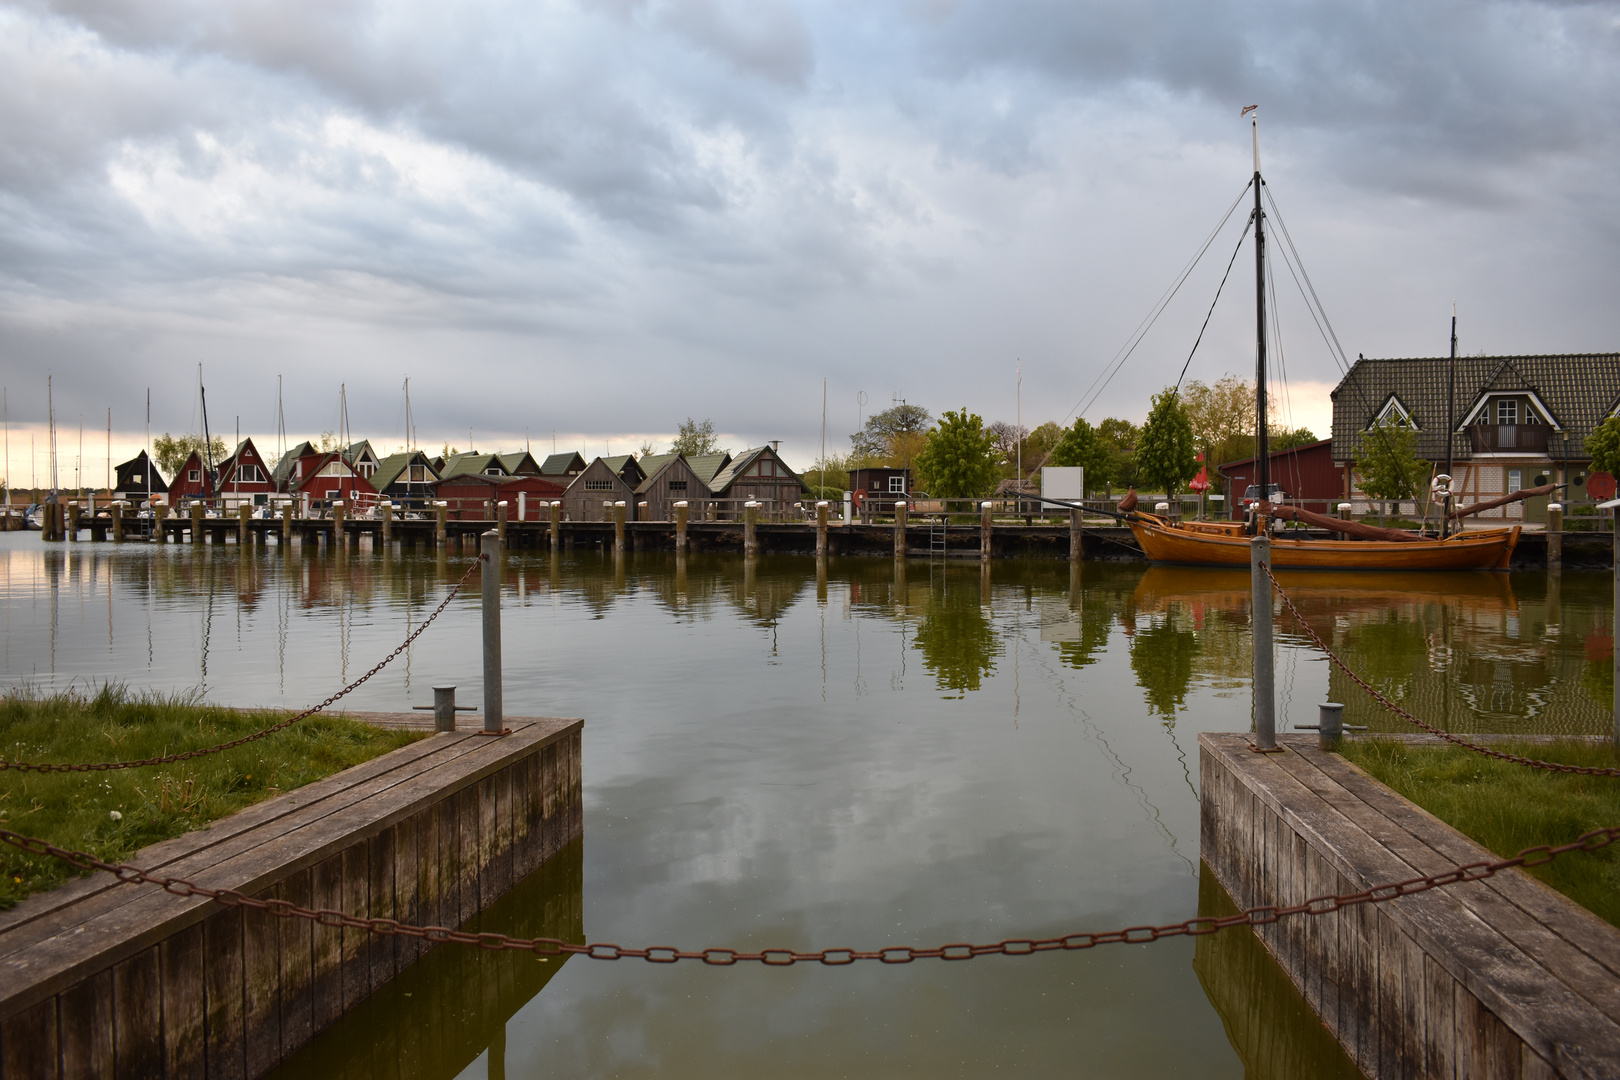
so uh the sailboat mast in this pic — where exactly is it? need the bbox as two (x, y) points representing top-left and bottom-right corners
(1252, 114), (1269, 507)
(1446, 302), (1457, 483)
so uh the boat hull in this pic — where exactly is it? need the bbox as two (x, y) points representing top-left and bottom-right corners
(1126, 517), (1520, 571)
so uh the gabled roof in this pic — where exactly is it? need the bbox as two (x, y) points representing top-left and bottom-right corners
(372, 451), (439, 491)
(634, 454), (684, 494)
(684, 452), (731, 485)
(272, 442), (316, 489)
(602, 455), (646, 486)
(437, 453), (508, 479)
(1331, 353), (1620, 459)
(539, 451), (588, 476)
(288, 452), (368, 493)
(342, 440), (380, 467)
(496, 452), (542, 476)
(707, 446), (802, 492)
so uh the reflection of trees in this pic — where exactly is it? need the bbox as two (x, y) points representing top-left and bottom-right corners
(1342, 611), (1427, 701)
(1130, 616), (1199, 716)
(911, 580), (1000, 697)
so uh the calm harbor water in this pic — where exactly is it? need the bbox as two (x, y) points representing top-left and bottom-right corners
(0, 535), (1611, 1078)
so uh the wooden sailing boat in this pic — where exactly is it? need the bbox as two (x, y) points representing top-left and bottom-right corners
(1126, 111), (1520, 572)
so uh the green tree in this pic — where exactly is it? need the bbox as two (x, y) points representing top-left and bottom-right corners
(1271, 426), (1318, 452)
(913, 408), (999, 497)
(1135, 390), (1198, 498)
(1586, 416), (1620, 479)
(1182, 375), (1255, 469)
(1097, 418), (1140, 495)
(152, 433), (229, 477)
(912, 583), (1001, 697)
(1355, 421), (1426, 521)
(1048, 418), (1110, 495)
(671, 418), (723, 457)
(851, 404), (932, 468)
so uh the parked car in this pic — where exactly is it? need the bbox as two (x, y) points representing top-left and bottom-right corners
(1241, 483), (1287, 510)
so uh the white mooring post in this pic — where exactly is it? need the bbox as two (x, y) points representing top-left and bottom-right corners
(1251, 533), (1276, 750)
(482, 530), (504, 735)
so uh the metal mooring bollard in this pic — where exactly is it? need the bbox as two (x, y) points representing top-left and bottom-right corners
(1315, 702), (1345, 751)
(413, 685), (477, 732)
(481, 530), (506, 734)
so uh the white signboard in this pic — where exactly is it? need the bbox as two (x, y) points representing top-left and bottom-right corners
(1041, 467), (1085, 501)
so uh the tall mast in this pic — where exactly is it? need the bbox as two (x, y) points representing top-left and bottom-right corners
(145, 389), (151, 503)
(1250, 109), (1269, 508)
(1446, 301), (1457, 481)
(199, 364), (217, 502)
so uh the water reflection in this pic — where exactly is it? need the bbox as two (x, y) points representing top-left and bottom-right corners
(0, 538), (1611, 1076)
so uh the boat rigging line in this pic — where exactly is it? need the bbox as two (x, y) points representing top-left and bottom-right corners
(1063, 178), (1254, 426)
(1171, 216), (1254, 397)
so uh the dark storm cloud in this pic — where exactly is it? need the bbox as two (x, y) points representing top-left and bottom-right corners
(0, 0), (1616, 459)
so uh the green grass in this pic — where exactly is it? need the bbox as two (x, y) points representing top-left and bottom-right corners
(1341, 738), (1620, 928)
(0, 685), (423, 908)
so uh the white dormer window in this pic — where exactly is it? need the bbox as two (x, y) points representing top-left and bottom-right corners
(1369, 396), (1416, 429)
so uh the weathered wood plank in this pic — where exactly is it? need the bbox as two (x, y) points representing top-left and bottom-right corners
(540, 741), (559, 865)
(202, 905), (247, 1080)
(159, 919), (206, 1080)
(489, 765), (513, 900)
(0, 995), (56, 1080)
(112, 946), (163, 1079)
(457, 785), (481, 926)
(56, 969), (113, 1080)
(367, 828), (396, 992)
(278, 870), (314, 1056)
(241, 896), (281, 1079)
(310, 853), (344, 1031)
(340, 844), (369, 1009)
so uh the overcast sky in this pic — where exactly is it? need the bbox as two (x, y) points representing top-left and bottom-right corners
(2, 0), (1618, 481)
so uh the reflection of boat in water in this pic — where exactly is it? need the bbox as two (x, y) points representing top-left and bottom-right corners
(1128, 513), (1519, 571)
(1131, 564), (1517, 616)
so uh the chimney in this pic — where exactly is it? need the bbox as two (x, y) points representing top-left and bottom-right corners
(771, 440), (780, 453)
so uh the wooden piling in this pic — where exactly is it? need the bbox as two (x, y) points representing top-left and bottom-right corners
(1547, 502), (1563, 570)
(237, 504), (251, 546)
(674, 502), (688, 553)
(893, 500), (907, 559)
(434, 503), (448, 549)
(332, 502), (346, 553)
(744, 501), (759, 555)
(980, 501), (993, 561)
(66, 503), (79, 542)
(816, 501), (829, 557)
(497, 501), (508, 546)
(1069, 507), (1083, 561)
(111, 503), (125, 543)
(190, 503), (205, 545)
(155, 504), (168, 544)
(549, 501), (561, 550)
(613, 501), (626, 553)
(381, 501), (393, 547)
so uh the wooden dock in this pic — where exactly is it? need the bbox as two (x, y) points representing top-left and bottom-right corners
(0, 715), (581, 1080)
(1200, 732), (1620, 1079)
(51, 513), (1606, 566)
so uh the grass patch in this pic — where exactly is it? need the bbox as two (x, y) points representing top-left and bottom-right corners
(0, 685), (423, 908)
(1341, 737), (1620, 928)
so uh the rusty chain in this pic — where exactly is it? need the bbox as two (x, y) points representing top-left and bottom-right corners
(4, 822), (1615, 965)
(0, 556), (486, 773)
(1262, 561), (1620, 777)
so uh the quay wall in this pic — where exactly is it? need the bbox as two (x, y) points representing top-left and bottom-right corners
(0, 717), (582, 1080)
(1199, 733), (1620, 1080)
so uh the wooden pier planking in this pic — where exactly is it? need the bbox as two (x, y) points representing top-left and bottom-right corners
(1200, 733), (1620, 1080)
(0, 716), (581, 1080)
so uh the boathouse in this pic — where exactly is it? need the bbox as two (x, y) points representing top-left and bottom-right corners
(215, 439), (279, 510)
(166, 450), (215, 506)
(371, 451), (441, 510)
(1218, 439), (1345, 517)
(111, 451), (168, 502)
(633, 453), (713, 520)
(289, 451), (377, 509)
(706, 445), (803, 512)
(849, 466), (912, 507)
(1331, 353), (1620, 520)
(559, 457), (642, 522)
(436, 473), (566, 520)
(341, 440), (382, 482)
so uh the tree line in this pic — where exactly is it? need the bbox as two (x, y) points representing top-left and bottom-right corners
(805, 374), (1317, 499)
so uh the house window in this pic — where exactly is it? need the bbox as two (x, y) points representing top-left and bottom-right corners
(320, 462), (347, 477)
(1497, 399), (1518, 425)
(584, 479), (614, 491)
(871, 479), (882, 490)
(888, 475), (906, 492)
(484, 467), (503, 476)
(754, 459), (775, 476)
(189, 469), (200, 483)
(358, 462), (376, 478)
(237, 465), (263, 483)
(408, 465), (428, 483)
(1508, 469), (1522, 494)
(668, 480), (687, 493)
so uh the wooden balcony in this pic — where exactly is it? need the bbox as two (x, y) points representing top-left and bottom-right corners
(1468, 424), (1549, 454)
